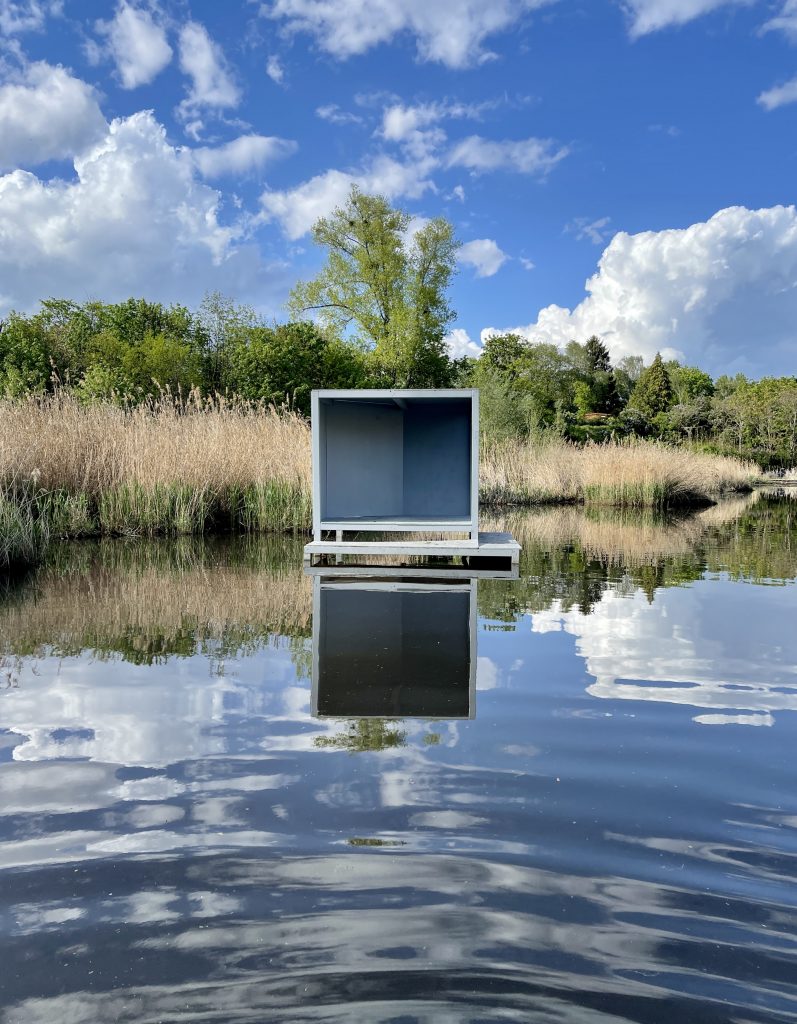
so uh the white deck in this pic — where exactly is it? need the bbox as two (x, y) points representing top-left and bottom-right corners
(303, 530), (520, 565)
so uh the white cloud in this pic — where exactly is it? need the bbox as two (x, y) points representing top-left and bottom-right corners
(316, 103), (364, 126)
(451, 184), (466, 202)
(260, 154), (435, 239)
(0, 62), (107, 171)
(459, 238), (509, 277)
(567, 215), (612, 245)
(96, 2), (173, 90)
(481, 205), (797, 377)
(758, 75), (797, 109)
(448, 135), (569, 176)
(0, 0), (59, 34)
(761, 0), (797, 39)
(267, 0), (554, 69)
(444, 327), (482, 359)
(520, 256), (535, 270)
(623, 0), (746, 37)
(0, 110), (285, 316)
(266, 54), (284, 83)
(193, 133), (296, 178)
(380, 100), (490, 161)
(177, 21), (240, 125)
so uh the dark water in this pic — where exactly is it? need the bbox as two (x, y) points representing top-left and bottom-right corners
(0, 492), (796, 1023)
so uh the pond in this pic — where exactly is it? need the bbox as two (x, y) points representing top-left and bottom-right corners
(0, 491), (796, 1023)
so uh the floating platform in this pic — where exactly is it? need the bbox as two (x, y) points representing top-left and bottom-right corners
(303, 530), (520, 568)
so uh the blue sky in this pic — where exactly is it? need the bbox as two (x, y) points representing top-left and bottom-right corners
(1, 0), (796, 376)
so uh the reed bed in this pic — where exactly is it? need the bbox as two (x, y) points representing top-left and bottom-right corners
(0, 392), (760, 570)
(0, 391), (312, 552)
(481, 438), (758, 509)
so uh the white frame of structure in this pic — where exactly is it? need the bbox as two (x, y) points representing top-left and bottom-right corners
(311, 388), (480, 547)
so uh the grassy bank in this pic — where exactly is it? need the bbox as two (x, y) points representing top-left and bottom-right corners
(0, 392), (759, 571)
(481, 438), (758, 509)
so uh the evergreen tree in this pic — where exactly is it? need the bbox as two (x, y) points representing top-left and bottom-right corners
(628, 353), (674, 417)
(584, 335), (612, 374)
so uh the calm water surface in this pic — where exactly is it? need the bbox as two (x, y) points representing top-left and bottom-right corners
(0, 492), (796, 1023)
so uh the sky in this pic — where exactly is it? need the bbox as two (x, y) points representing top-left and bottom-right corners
(0, 0), (796, 377)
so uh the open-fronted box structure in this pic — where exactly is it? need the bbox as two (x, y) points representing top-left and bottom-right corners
(311, 389), (479, 543)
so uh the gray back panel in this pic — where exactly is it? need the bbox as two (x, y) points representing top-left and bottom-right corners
(402, 400), (471, 518)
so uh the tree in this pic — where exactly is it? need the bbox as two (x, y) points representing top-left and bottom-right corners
(666, 363), (714, 405)
(584, 335), (612, 374)
(225, 321), (367, 414)
(289, 187), (459, 387)
(196, 291), (259, 390)
(628, 353), (674, 418)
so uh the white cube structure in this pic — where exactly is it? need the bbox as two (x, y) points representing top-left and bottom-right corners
(311, 389), (479, 545)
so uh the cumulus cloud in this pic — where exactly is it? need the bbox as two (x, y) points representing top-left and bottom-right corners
(481, 205), (797, 377)
(260, 154), (435, 239)
(448, 135), (569, 176)
(96, 2), (173, 89)
(177, 20), (240, 127)
(0, 0), (59, 34)
(758, 75), (797, 109)
(0, 110), (286, 316)
(459, 238), (509, 277)
(444, 327), (483, 359)
(267, 0), (554, 69)
(0, 61), (107, 171)
(623, 0), (745, 37)
(193, 133), (296, 178)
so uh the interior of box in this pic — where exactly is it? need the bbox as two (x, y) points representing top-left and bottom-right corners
(319, 397), (473, 524)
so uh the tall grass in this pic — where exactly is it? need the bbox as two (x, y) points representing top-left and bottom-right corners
(481, 438), (758, 509)
(0, 392), (761, 570)
(0, 482), (49, 570)
(0, 391), (312, 552)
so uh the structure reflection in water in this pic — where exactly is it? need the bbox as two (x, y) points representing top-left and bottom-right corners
(307, 564), (518, 722)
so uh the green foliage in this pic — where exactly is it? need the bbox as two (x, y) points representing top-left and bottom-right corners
(628, 353), (674, 417)
(289, 186), (459, 387)
(224, 321), (366, 413)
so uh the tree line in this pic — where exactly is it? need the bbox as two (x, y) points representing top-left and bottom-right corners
(1, 186), (795, 466)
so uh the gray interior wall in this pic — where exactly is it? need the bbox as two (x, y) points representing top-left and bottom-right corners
(402, 401), (471, 518)
(321, 401), (404, 520)
(318, 589), (471, 717)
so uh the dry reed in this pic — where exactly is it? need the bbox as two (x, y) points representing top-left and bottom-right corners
(0, 390), (312, 545)
(0, 392), (761, 568)
(481, 438), (758, 509)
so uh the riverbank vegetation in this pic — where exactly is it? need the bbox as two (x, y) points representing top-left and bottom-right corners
(0, 187), (779, 567)
(0, 390), (758, 571)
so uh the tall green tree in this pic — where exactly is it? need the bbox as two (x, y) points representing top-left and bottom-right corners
(628, 353), (674, 418)
(289, 187), (459, 387)
(584, 335), (612, 373)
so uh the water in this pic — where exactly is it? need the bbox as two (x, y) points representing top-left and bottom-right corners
(0, 491), (796, 1023)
